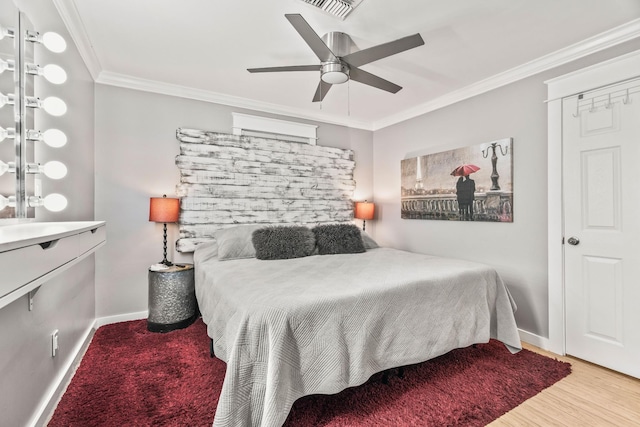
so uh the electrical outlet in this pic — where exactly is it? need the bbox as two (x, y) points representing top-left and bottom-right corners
(51, 330), (59, 357)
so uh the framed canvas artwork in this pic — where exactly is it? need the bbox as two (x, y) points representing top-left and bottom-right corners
(401, 138), (513, 222)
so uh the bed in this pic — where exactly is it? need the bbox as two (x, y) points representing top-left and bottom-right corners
(193, 224), (521, 427)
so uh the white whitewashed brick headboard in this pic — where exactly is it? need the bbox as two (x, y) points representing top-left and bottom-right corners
(175, 128), (356, 252)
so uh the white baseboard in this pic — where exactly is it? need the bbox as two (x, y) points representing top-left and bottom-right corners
(31, 311), (149, 426)
(518, 328), (558, 353)
(95, 310), (148, 328)
(30, 320), (97, 427)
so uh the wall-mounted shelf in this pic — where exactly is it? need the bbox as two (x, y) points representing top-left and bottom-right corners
(0, 221), (106, 310)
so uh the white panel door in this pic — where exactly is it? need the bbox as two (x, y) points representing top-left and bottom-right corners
(563, 79), (640, 379)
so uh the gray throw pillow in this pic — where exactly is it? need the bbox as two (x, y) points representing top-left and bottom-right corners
(313, 224), (366, 255)
(252, 226), (316, 260)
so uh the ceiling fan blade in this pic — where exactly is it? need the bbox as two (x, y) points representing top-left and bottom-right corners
(248, 65), (319, 73)
(285, 14), (336, 62)
(342, 33), (425, 68)
(312, 80), (333, 102)
(350, 67), (402, 94)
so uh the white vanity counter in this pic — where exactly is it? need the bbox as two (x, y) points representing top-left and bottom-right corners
(0, 221), (106, 310)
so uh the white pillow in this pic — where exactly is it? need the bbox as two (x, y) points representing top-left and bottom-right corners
(214, 224), (263, 260)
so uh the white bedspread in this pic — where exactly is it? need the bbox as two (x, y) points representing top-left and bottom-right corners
(194, 245), (521, 427)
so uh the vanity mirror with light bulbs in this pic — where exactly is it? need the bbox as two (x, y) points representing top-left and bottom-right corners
(0, 6), (68, 219)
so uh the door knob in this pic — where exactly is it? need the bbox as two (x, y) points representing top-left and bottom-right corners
(567, 237), (580, 246)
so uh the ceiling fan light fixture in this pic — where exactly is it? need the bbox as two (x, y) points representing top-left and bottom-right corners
(321, 62), (349, 84)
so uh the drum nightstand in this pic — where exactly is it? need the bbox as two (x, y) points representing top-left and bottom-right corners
(147, 263), (197, 332)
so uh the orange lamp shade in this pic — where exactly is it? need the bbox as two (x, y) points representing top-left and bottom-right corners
(354, 201), (375, 220)
(149, 196), (179, 223)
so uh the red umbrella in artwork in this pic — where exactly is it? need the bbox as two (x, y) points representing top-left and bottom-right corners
(450, 164), (480, 176)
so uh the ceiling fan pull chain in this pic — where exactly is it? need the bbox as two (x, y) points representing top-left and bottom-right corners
(348, 79), (351, 116)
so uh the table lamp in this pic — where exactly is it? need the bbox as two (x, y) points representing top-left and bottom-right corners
(149, 194), (180, 266)
(355, 201), (375, 231)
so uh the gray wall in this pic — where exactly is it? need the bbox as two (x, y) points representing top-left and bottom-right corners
(94, 85), (374, 319)
(0, 2), (636, 423)
(0, 0), (96, 426)
(373, 40), (640, 339)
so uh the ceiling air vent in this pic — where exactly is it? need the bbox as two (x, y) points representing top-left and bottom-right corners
(297, 0), (364, 20)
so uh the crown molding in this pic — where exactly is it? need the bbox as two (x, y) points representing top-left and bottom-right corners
(372, 18), (640, 130)
(54, 0), (640, 131)
(96, 71), (374, 130)
(545, 49), (640, 100)
(52, 0), (102, 80)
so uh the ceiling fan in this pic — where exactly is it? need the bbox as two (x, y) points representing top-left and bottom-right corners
(248, 14), (425, 102)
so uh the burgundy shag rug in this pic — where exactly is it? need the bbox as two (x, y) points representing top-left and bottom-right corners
(48, 319), (571, 427)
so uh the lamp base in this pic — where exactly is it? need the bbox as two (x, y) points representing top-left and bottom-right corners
(159, 222), (173, 266)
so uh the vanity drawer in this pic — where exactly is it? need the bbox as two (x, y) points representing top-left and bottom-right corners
(76, 225), (106, 256)
(0, 235), (78, 299)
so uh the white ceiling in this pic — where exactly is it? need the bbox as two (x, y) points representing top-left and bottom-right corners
(55, 0), (640, 130)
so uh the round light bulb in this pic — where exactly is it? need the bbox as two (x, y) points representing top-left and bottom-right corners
(42, 96), (67, 116)
(0, 93), (9, 108)
(0, 25), (12, 42)
(42, 32), (66, 53)
(42, 161), (67, 179)
(0, 160), (8, 176)
(43, 193), (67, 212)
(0, 58), (13, 74)
(0, 126), (14, 142)
(42, 128), (67, 147)
(42, 64), (67, 84)
(0, 194), (11, 210)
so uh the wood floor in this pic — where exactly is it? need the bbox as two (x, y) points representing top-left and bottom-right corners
(489, 343), (640, 426)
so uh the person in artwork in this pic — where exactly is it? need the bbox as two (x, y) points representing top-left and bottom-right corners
(456, 177), (465, 218)
(456, 175), (476, 220)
